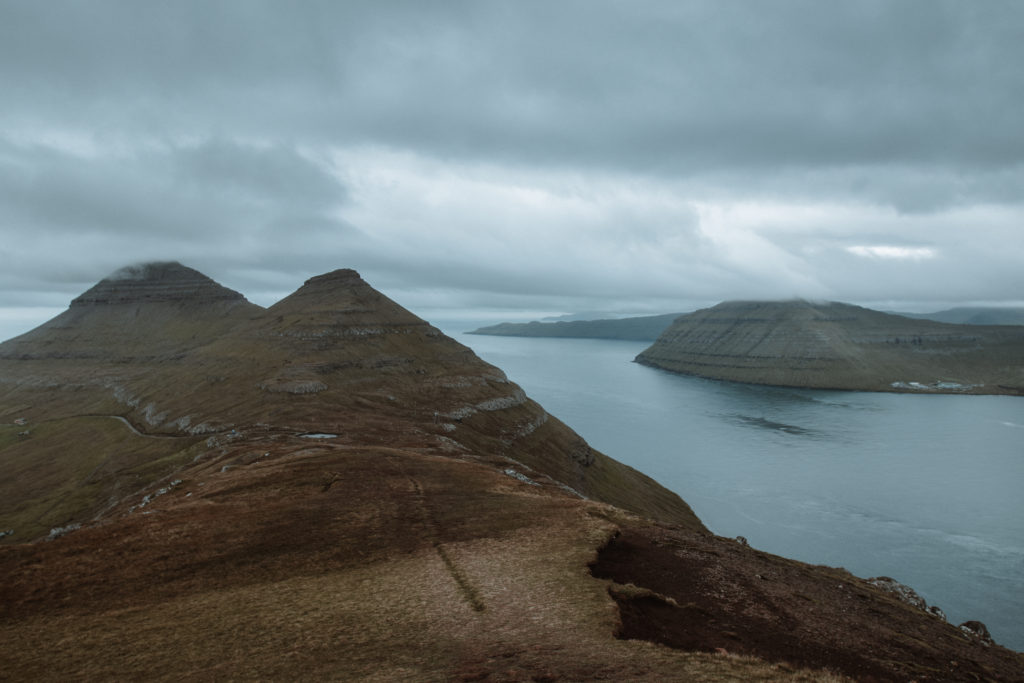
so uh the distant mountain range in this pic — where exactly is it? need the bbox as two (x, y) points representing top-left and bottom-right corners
(636, 300), (1024, 395)
(469, 306), (1024, 342)
(468, 312), (685, 341)
(894, 306), (1024, 326)
(2, 265), (1021, 679)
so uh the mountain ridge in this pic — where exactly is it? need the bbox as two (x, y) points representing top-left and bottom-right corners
(896, 306), (1024, 326)
(469, 312), (685, 341)
(466, 305), (1024, 343)
(2, 267), (1022, 680)
(0, 263), (704, 532)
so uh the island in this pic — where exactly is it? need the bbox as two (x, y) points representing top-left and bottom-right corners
(468, 312), (685, 341)
(636, 299), (1024, 395)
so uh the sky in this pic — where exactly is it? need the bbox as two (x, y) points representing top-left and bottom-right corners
(2, 0), (1023, 340)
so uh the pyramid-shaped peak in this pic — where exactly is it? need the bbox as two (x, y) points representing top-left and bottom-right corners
(268, 268), (424, 326)
(71, 262), (249, 307)
(108, 261), (195, 280)
(302, 268), (364, 287)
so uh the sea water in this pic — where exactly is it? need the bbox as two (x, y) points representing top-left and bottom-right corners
(450, 331), (1024, 652)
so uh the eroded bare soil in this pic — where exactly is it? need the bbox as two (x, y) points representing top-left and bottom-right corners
(591, 525), (1024, 682)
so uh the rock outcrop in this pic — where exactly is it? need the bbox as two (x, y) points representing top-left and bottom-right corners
(636, 300), (1024, 394)
(869, 576), (948, 621)
(961, 620), (996, 646)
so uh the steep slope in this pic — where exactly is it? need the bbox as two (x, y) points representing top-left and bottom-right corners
(1, 261), (262, 360)
(637, 300), (1024, 394)
(0, 265), (704, 540)
(0, 263), (262, 539)
(469, 312), (684, 341)
(0, 261), (264, 421)
(133, 268), (701, 526)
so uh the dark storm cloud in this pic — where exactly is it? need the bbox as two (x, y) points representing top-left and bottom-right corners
(4, 1), (1022, 178)
(0, 137), (342, 234)
(0, 136), (352, 304)
(1, 0), (1023, 341)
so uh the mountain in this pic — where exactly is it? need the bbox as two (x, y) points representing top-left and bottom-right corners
(637, 300), (1024, 395)
(897, 306), (1024, 326)
(540, 310), (619, 322)
(468, 312), (684, 341)
(1, 261), (263, 360)
(2, 267), (1022, 681)
(0, 263), (699, 539)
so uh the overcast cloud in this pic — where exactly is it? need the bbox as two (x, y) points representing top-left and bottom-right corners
(2, 0), (1023, 340)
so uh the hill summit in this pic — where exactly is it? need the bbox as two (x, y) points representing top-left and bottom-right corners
(1, 261), (262, 362)
(637, 299), (1024, 394)
(2, 268), (1022, 680)
(69, 261), (250, 307)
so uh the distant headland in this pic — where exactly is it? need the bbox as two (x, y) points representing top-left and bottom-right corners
(636, 300), (1024, 395)
(468, 305), (1024, 343)
(468, 312), (684, 341)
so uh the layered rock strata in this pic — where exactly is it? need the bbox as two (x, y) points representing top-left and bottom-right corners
(637, 300), (1024, 394)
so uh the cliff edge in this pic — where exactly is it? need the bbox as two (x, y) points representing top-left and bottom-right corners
(637, 300), (1024, 395)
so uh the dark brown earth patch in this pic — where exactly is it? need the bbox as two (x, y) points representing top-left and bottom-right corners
(591, 525), (1024, 682)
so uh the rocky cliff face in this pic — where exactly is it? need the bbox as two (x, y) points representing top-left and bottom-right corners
(637, 300), (1024, 394)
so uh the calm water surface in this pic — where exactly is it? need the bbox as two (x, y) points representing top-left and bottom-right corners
(450, 331), (1024, 651)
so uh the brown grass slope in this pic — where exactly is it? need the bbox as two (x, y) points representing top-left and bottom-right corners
(1, 431), (1021, 681)
(637, 300), (1024, 394)
(0, 435), (837, 681)
(0, 263), (703, 540)
(1, 266), (1022, 680)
